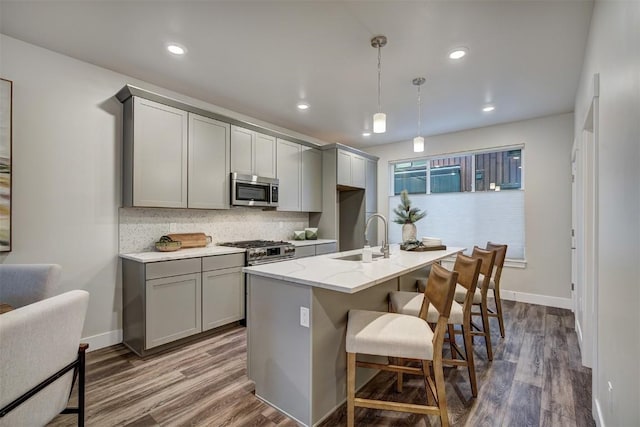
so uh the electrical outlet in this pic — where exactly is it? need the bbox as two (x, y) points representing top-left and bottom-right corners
(169, 223), (177, 232)
(300, 307), (310, 328)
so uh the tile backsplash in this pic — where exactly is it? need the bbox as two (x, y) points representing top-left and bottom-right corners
(119, 207), (309, 253)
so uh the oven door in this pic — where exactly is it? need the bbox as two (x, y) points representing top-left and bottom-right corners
(231, 174), (272, 207)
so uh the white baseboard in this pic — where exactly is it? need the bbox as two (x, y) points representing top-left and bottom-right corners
(82, 329), (122, 352)
(594, 397), (605, 427)
(500, 290), (572, 309)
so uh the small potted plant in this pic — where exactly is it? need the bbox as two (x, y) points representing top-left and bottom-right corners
(393, 190), (427, 243)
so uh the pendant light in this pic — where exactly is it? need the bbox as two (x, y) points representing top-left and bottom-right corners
(371, 35), (387, 133)
(412, 77), (426, 152)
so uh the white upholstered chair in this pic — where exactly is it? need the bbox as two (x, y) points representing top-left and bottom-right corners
(389, 254), (482, 397)
(345, 263), (458, 427)
(0, 264), (62, 308)
(0, 290), (89, 426)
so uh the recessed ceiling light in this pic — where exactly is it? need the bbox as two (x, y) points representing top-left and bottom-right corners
(448, 48), (468, 60)
(167, 44), (187, 55)
(482, 105), (495, 112)
(362, 132), (371, 137)
(297, 102), (310, 110)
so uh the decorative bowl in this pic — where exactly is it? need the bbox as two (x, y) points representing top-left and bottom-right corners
(155, 241), (182, 252)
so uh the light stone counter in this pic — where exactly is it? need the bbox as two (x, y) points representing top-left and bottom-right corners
(120, 245), (245, 263)
(245, 244), (464, 426)
(244, 245), (463, 294)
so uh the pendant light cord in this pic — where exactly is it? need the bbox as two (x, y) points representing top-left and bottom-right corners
(377, 45), (382, 113)
(417, 84), (421, 136)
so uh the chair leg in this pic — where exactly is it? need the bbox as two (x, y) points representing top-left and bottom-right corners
(421, 360), (435, 406)
(347, 352), (356, 427)
(494, 288), (505, 338)
(78, 347), (86, 427)
(432, 358), (450, 427)
(479, 301), (493, 361)
(448, 324), (457, 360)
(462, 324), (478, 397)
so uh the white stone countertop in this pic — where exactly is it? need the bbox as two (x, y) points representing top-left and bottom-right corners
(120, 245), (246, 263)
(285, 239), (337, 247)
(243, 245), (464, 294)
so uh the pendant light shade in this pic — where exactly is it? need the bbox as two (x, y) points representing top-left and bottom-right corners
(371, 35), (387, 134)
(412, 77), (426, 153)
(413, 136), (424, 152)
(373, 112), (386, 133)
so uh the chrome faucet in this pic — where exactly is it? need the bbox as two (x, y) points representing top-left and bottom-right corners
(365, 213), (390, 258)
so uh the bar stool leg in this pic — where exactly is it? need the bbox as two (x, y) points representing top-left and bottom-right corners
(462, 324), (478, 397)
(479, 301), (493, 361)
(433, 358), (450, 427)
(347, 352), (356, 427)
(494, 288), (506, 338)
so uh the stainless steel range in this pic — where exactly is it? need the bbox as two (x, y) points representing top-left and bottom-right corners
(218, 240), (295, 265)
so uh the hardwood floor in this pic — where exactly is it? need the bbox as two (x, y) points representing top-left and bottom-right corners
(49, 301), (594, 427)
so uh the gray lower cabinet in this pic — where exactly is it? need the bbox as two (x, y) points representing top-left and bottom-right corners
(202, 259), (244, 330)
(146, 273), (202, 349)
(123, 253), (244, 356)
(293, 242), (338, 259)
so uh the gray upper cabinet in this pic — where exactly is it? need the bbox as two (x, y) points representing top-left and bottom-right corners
(276, 139), (302, 211)
(336, 149), (365, 189)
(231, 125), (277, 178)
(127, 97), (188, 208)
(302, 147), (322, 212)
(365, 158), (378, 213)
(188, 114), (230, 209)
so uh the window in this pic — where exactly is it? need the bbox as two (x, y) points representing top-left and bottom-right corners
(389, 147), (525, 260)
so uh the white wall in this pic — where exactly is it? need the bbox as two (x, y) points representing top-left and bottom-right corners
(365, 113), (574, 303)
(0, 35), (320, 348)
(573, 1), (640, 425)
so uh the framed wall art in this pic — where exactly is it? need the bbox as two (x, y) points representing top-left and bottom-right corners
(0, 78), (12, 252)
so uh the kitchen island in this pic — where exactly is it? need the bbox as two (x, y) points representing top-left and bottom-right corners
(244, 245), (463, 427)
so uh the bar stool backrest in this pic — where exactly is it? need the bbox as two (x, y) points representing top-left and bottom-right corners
(486, 242), (508, 284)
(471, 247), (496, 294)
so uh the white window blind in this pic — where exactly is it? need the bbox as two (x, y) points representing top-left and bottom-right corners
(388, 190), (525, 259)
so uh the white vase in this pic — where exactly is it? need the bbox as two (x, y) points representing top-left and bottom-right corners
(402, 223), (417, 242)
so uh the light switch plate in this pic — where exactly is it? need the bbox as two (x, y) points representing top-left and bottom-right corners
(300, 307), (310, 328)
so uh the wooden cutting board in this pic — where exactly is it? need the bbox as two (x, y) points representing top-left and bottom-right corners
(165, 233), (209, 248)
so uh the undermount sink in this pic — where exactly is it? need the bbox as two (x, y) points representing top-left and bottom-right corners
(334, 252), (385, 261)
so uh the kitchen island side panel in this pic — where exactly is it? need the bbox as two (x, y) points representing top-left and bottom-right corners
(247, 275), (313, 425)
(311, 278), (398, 425)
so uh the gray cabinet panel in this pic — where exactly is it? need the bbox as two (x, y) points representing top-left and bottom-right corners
(145, 258), (201, 280)
(255, 133), (277, 178)
(202, 267), (244, 331)
(351, 155), (366, 189)
(276, 139), (302, 211)
(294, 245), (316, 259)
(188, 114), (230, 209)
(302, 147), (322, 212)
(132, 97), (188, 207)
(145, 273), (202, 349)
(365, 212), (379, 247)
(337, 150), (351, 186)
(202, 253), (245, 271)
(231, 125), (254, 175)
(315, 242), (337, 255)
(365, 159), (378, 212)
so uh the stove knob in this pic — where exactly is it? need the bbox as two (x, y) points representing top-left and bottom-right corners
(258, 249), (267, 257)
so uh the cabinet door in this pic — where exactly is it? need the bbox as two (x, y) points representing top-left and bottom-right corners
(276, 139), (301, 211)
(202, 267), (244, 331)
(188, 114), (231, 209)
(302, 147), (322, 212)
(337, 150), (352, 186)
(315, 242), (337, 255)
(351, 154), (366, 189)
(231, 125), (254, 175)
(365, 158), (378, 212)
(255, 133), (277, 178)
(294, 245), (316, 259)
(146, 273), (201, 349)
(133, 97), (188, 208)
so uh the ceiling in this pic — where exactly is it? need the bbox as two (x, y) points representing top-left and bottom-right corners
(0, 1), (593, 148)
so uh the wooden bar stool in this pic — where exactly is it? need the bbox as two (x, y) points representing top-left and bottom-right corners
(454, 247), (496, 361)
(389, 254), (482, 397)
(345, 263), (458, 427)
(483, 242), (508, 338)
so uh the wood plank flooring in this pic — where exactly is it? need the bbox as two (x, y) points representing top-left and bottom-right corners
(48, 301), (594, 427)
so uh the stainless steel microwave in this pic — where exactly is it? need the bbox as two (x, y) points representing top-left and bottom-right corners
(231, 173), (279, 207)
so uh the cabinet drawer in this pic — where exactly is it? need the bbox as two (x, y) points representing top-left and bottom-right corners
(202, 253), (245, 271)
(146, 258), (201, 280)
(315, 243), (337, 255)
(294, 245), (316, 259)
